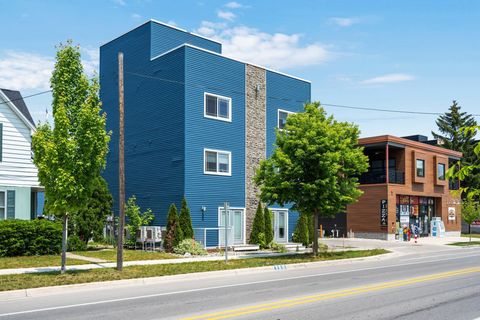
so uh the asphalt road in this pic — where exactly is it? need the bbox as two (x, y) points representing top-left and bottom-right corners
(1, 245), (479, 320)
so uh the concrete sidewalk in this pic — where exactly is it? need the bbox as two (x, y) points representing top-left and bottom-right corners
(0, 236), (471, 276)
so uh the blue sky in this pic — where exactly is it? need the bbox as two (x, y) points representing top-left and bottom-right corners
(1, 0), (479, 137)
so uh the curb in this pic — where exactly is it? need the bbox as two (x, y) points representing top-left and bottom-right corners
(0, 250), (396, 301)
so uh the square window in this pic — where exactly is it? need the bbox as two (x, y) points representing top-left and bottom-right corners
(416, 159), (425, 177)
(205, 93), (231, 121)
(204, 149), (231, 175)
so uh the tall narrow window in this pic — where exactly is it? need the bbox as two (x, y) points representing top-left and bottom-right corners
(437, 163), (446, 180)
(204, 149), (231, 175)
(0, 191), (5, 220)
(204, 93), (231, 121)
(416, 159), (425, 177)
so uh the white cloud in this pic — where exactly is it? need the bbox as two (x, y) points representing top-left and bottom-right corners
(217, 10), (236, 21)
(0, 49), (99, 91)
(329, 17), (360, 27)
(131, 13), (141, 19)
(166, 20), (177, 27)
(225, 1), (244, 9)
(361, 73), (415, 85)
(196, 23), (331, 70)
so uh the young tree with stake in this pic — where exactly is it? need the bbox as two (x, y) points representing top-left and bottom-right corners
(32, 41), (110, 273)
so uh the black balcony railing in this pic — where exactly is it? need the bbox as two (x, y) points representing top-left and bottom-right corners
(360, 170), (405, 184)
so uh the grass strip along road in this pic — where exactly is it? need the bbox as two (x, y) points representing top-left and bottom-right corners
(183, 267), (480, 320)
(0, 250), (387, 291)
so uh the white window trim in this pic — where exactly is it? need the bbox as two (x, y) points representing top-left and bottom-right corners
(277, 109), (296, 129)
(204, 148), (232, 176)
(204, 92), (232, 122)
(218, 206), (246, 245)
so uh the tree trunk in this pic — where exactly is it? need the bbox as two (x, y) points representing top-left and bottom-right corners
(61, 214), (68, 274)
(313, 209), (319, 256)
(469, 224), (471, 242)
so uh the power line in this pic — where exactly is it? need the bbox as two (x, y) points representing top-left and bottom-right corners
(0, 89), (52, 106)
(124, 71), (480, 117)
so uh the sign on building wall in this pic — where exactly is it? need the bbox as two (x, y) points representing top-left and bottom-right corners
(448, 207), (456, 221)
(380, 199), (388, 226)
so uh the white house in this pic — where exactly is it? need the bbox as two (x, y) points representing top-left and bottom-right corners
(0, 88), (43, 220)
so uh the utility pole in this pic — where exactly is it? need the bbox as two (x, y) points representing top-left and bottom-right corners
(117, 52), (125, 271)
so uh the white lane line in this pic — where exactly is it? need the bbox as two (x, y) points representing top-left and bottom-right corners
(1, 253), (480, 317)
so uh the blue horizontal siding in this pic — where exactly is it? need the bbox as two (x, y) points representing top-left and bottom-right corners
(150, 22), (221, 58)
(101, 25), (185, 226)
(184, 46), (246, 240)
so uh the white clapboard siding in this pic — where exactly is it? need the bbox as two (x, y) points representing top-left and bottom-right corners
(0, 95), (40, 187)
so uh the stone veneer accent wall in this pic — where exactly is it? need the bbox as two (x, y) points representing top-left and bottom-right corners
(245, 64), (266, 241)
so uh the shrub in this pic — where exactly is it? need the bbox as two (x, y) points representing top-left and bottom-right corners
(164, 204), (183, 253)
(292, 213), (310, 247)
(179, 197), (193, 239)
(264, 207), (273, 247)
(125, 196), (154, 247)
(249, 203), (265, 247)
(0, 219), (62, 257)
(67, 235), (87, 251)
(270, 242), (287, 253)
(173, 239), (207, 256)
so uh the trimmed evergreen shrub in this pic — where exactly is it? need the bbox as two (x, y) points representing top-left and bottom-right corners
(179, 197), (194, 239)
(250, 203), (266, 247)
(163, 204), (183, 253)
(264, 207), (274, 247)
(292, 213), (309, 247)
(0, 219), (62, 257)
(173, 239), (207, 256)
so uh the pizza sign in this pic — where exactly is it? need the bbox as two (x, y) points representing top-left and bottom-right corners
(380, 199), (388, 226)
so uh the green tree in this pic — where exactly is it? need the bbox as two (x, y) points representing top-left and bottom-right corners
(255, 102), (369, 255)
(264, 207), (274, 246)
(125, 196), (154, 247)
(432, 101), (479, 196)
(73, 176), (113, 244)
(307, 214), (314, 245)
(461, 200), (480, 242)
(250, 202), (266, 247)
(448, 125), (480, 201)
(32, 41), (110, 273)
(164, 204), (183, 252)
(179, 197), (194, 239)
(292, 212), (310, 247)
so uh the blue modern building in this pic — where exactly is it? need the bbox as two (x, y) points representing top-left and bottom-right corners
(100, 20), (311, 247)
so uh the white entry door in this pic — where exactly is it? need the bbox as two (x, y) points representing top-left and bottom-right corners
(219, 208), (244, 246)
(272, 209), (288, 243)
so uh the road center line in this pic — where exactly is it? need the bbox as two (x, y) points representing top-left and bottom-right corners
(183, 267), (480, 320)
(1, 253), (479, 317)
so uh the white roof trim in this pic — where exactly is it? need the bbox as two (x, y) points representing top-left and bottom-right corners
(151, 43), (311, 84)
(0, 90), (36, 132)
(100, 19), (222, 48)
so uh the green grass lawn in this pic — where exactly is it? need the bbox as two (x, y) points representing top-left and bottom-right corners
(72, 249), (177, 262)
(0, 255), (88, 269)
(0, 249), (388, 291)
(449, 241), (480, 247)
(461, 234), (480, 239)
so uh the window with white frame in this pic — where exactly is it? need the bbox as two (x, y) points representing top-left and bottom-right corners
(0, 191), (5, 220)
(278, 109), (295, 129)
(204, 149), (231, 175)
(204, 93), (231, 121)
